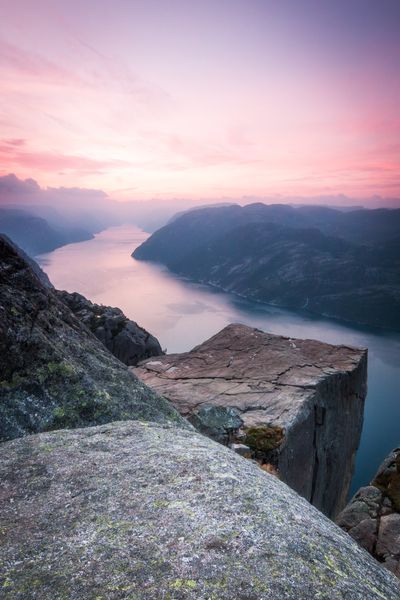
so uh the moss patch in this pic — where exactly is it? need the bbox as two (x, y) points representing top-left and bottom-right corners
(244, 425), (285, 453)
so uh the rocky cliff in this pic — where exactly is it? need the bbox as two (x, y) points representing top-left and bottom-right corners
(133, 324), (367, 518)
(57, 290), (163, 366)
(337, 447), (400, 578)
(1, 420), (399, 600)
(0, 235), (186, 442)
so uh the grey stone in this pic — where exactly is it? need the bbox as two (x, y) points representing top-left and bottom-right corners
(230, 443), (252, 457)
(377, 514), (400, 557)
(0, 235), (188, 442)
(0, 420), (399, 600)
(188, 404), (243, 444)
(337, 448), (400, 578)
(133, 323), (367, 517)
(57, 290), (163, 366)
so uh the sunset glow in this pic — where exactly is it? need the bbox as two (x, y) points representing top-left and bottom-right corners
(1, 0), (399, 200)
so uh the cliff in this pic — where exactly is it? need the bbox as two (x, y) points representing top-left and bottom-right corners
(337, 447), (400, 577)
(0, 234), (186, 442)
(133, 324), (367, 518)
(0, 420), (399, 599)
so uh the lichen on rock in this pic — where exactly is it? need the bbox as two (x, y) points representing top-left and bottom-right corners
(0, 421), (399, 599)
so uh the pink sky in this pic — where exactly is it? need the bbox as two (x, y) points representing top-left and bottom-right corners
(0, 0), (399, 201)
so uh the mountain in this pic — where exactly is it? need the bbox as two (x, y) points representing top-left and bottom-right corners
(0, 234), (186, 442)
(133, 204), (400, 330)
(0, 208), (93, 256)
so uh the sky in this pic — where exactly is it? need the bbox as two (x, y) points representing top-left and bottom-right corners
(0, 0), (399, 201)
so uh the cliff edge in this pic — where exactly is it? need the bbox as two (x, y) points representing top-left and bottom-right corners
(134, 324), (367, 517)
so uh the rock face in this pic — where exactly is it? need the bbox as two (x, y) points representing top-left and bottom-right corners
(133, 203), (400, 330)
(0, 421), (399, 600)
(337, 447), (400, 578)
(0, 235), (187, 442)
(133, 324), (367, 518)
(57, 290), (163, 366)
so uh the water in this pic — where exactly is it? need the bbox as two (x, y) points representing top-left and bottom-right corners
(38, 224), (400, 496)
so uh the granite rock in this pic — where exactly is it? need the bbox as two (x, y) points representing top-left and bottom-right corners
(0, 235), (187, 442)
(57, 290), (163, 366)
(337, 447), (400, 577)
(0, 420), (399, 600)
(133, 323), (367, 517)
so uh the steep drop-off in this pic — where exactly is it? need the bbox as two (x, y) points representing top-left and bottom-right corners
(133, 323), (367, 518)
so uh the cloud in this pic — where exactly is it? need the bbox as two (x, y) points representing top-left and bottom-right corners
(0, 173), (40, 195)
(0, 173), (107, 205)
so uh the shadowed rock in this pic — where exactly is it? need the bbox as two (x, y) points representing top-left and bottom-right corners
(133, 324), (367, 517)
(337, 447), (400, 578)
(0, 235), (187, 442)
(0, 420), (399, 599)
(57, 290), (163, 366)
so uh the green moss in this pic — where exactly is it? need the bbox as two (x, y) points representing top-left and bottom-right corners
(244, 425), (284, 453)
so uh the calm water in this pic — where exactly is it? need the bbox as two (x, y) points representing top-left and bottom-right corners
(38, 225), (400, 495)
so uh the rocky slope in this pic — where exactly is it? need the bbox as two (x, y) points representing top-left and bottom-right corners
(57, 290), (163, 366)
(0, 234), (186, 442)
(1, 420), (399, 600)
(133, 323), (367, 518)
(133, 204), (400, 330)
(337, 447), (400, 577)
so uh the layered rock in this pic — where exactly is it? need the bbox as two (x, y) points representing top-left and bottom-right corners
(0, 235), (187, 442)
(337, 447), (400, 577)
(133, 324), (367, 517)
(0, 420), (399, 599)
(57, 290), (163, 366)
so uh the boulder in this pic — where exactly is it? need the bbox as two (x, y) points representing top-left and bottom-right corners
(337, 447), (400, 577)
(57, 290), (163, 366)
(0, 420), (399, 599)
(133, 323), (367, 517)
(0, 235), (187, 442)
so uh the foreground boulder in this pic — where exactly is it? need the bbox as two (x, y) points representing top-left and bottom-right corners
(337, 447), (400, 577)
(0, 235), (186, 442)
(133, 324), (367, 517)
(57, 290), (163, 366)
(0, 421), (399, 599)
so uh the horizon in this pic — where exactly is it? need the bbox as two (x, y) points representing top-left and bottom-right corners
(1, 0), (399, 203)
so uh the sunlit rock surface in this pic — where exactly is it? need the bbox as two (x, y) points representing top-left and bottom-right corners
(134, 324), (367, 517)
(0, 420), (399, 600)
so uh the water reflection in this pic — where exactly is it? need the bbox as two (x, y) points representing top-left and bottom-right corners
(38, 225), (400, 496)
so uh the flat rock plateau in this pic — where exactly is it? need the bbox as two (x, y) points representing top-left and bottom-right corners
(133, 324), (367, 518)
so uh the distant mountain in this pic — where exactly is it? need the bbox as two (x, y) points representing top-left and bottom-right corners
(0, 208), (93, 256)
(133, 204), (400, 330)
